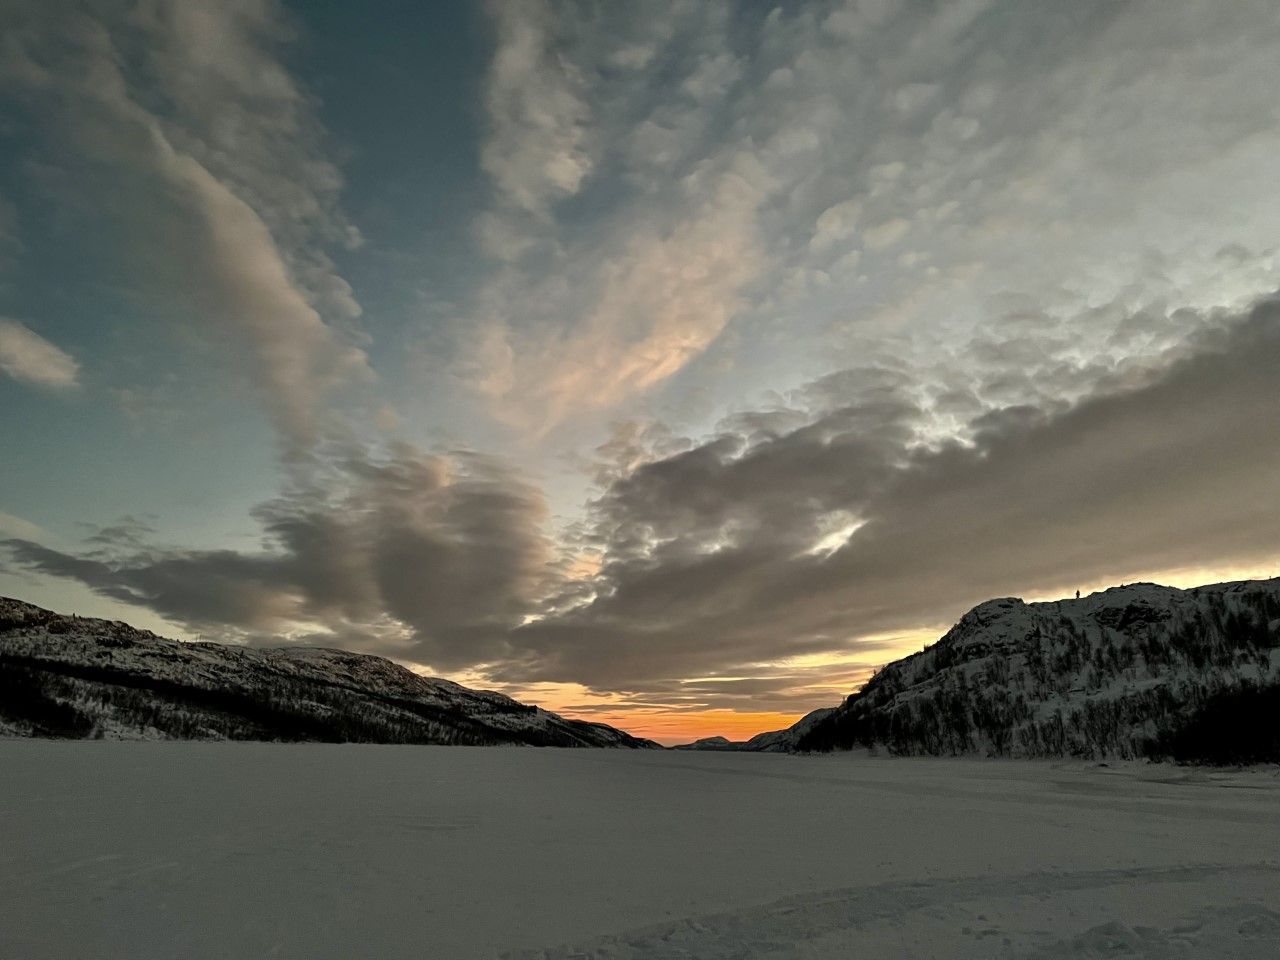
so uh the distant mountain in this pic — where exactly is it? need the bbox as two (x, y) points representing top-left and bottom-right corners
(748, 579), (1280, 763)
(0, 598), (659, 748)
(672, 735), (736, 751)
(671, 708), (837, 752)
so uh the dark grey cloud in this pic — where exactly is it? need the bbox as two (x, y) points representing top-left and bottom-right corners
(77, 515), (159, 555)
(5, 444), (554, 670)
(5, 539), (301, 632)
(5, 297), (1279, 711)
(497, 295), (1280, 692)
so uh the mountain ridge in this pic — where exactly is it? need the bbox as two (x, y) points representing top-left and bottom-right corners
(714, 577), (1280, 762)
(0, 597), (659, 748)
(670, 707), (837, 752)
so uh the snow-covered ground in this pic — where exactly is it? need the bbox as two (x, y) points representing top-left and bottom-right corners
(1, 744), (1277, 959)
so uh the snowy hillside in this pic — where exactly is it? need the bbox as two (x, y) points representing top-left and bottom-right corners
(780, 579), (1280, 761)
(0, 598), (658, 748)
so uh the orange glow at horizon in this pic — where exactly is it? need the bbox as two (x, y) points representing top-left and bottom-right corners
(564, 709), (811, 747)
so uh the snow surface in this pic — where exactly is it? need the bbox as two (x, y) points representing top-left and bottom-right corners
(2, 743), (1278, 959)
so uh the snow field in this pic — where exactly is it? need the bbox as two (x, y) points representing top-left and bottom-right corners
(1, 742), (1276, 959)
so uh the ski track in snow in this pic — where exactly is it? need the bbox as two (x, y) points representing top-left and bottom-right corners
(504, 865), (1280, 959)
(1, 743), (1277, 960)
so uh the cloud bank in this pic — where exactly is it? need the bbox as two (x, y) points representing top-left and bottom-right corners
(9, 295), (1279, 710)
(6, 443), (553, 670)
(504, 297), (1280, 693)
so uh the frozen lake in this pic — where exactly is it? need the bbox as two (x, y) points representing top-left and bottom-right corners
(1, 743), (1277, 959)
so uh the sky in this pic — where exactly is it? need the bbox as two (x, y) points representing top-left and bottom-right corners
(1, 0), (1279, 745)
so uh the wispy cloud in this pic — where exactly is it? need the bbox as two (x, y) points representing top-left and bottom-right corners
(460, 2), (756, 431)
(1, 0), (369, 453)
(473, 153), (770, 431)
(454, 0), (1280, 435)
(0, 318), (79, 390)
(480, 0), (593, 221)
(0, 510), (44, 541)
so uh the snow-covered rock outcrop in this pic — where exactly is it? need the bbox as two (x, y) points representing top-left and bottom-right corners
(0, 597), (658, 748)
(769, 579), (1280, 762)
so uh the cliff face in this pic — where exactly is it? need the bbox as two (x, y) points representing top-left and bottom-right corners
(0, 598), (658, 748)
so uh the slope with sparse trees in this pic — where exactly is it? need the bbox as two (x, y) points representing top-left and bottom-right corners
(0, 598), (658, 748)
(787, 578), (1280, 762)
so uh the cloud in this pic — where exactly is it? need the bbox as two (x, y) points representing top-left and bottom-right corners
(453, 0), (1280, 436)
(131, 0), (365, 323)
(77, 515), (158, 556)
(474, 152), (771, 431)
(479, 0), (593, 219)
(4, 443), (556, 671)
(0, 318), (79, 389)
(862, 217), (910, 250)
(492, 295), (1280, 694)
(809, 200), (862, 252)
(1, 0), (369, 453)
(461, 3), (760, 429)
(10, 296), (1280, 714)
(0, 510), (44, 541)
